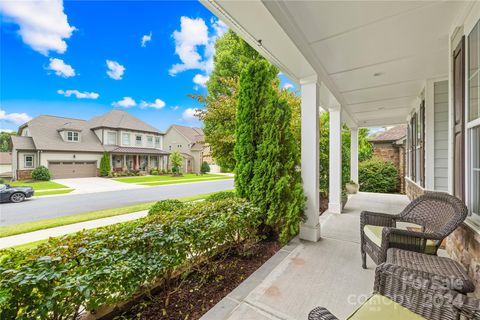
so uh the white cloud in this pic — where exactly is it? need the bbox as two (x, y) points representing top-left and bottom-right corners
(0, 128), (15, 133)
(0, 110), (32, 125)
(0, 0), (75, 55)
(140, 98), (166, 109)
(106, 60), (125, 80)
(57, 89), (99, 99)
(141, 32), (152, 47)
(193, 74), (209, 89)
(46, 58), (75, 77)
(282, 83), (294, 90)
(112, 97), (136, 108)
(171, 105), (180, 111)
(182, 108), (199, 123)
(169, 17), (227, 76)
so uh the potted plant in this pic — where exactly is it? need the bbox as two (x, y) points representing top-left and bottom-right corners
(345, 180), (359, 194)
(341, 190), (348, 210)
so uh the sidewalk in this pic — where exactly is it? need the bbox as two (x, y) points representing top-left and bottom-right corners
(0, 210), (148, 249)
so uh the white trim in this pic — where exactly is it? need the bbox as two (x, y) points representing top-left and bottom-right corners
(466, 117), (480, 129)
(425, 80), (435, 190)
(23, 154), (34, 168)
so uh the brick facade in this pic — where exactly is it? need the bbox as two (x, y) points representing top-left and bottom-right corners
(16, 170), (33, 180)
(406, 181), (480, 298)
(371, 141), (406, 193)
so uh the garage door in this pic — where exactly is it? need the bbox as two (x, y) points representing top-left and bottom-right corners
(48, 161), (97, 179)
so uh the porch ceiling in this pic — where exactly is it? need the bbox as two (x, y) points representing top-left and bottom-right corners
(202, 0), (468, 127)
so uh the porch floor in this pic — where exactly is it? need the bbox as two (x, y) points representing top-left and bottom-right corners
(201, 192), (410, 320)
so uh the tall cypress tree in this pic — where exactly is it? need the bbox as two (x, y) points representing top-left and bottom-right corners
(234, 59), (276, 198)
(251, 94), (305, 243)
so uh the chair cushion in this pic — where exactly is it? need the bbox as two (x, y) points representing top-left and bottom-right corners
(363, 225), (437, 254)
(347, 294), (426, 320)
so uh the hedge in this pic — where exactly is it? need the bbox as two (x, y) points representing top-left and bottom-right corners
(31, 166), (51, 181)
(359, 159), (398, 193)
(205, 191), (237, 202)
(0, 198), (261, 319)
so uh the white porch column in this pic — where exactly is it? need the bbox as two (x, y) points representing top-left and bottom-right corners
(329, 107), (342, 213)
(350, 127), (359, 184)
(299, 77), (321, 242)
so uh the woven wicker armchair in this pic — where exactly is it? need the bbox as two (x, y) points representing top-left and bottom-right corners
(308, 264), (480, 320)
(360, 191), (467, 268)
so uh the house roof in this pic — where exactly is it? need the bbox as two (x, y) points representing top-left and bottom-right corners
(369, 125), (407, 142)
(170, 124), (204, 143)
(22, 115), (105, 152)
(89, 109), (160, 134)
(109, 147), (169, 155)
(0, 152), (12, 165)
(11, 136), (36, 150)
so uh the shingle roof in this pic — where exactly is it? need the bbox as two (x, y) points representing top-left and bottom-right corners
(0, 152), (12, 164)
(89, 109), (160, 134)
(11, 136), (36, 150)
(24, 115), (105, 152)
(170, 124), (204, 143)
(369, 125), (407, 142)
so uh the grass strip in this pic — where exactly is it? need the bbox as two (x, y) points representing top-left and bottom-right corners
(36, 189), (74, 197)
(9, 180), (69, 190)
(0, 190), (234, 238)
(113, 173), (228, 184)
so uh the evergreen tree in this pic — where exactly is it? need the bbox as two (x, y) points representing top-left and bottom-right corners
(200, 161), (210, 174)
(99, 152), (111, 177)
(234, 59), (277, 198)
(251, 94), (305, 243)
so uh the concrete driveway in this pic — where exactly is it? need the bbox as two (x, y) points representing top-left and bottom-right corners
(53, 177), (145, 194)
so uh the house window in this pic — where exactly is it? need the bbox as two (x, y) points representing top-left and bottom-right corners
(468, 21), (480, 223)
(24, 155), (34, 168)
(169, 145), (172, 150)
(147, 136), (153, 147)
(177, 144), (182, 148)
(66, 131), (79, 142)
(407, 104), (425, 187)
(135, 135), (142, 146)
(122, 133), (130, 146)
(155, 136), (160, 148)
(107, 132), (117, 145)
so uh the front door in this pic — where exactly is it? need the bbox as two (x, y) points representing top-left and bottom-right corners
(453, 37), (465, 202)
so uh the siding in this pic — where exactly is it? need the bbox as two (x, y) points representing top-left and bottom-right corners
(434, 80), (449, 191)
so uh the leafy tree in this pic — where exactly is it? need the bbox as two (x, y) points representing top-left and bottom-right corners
(234, 59), (277, 198)
(31, 166), (51, 181)
(200, 161), (210, 174)
(0, 131), (16, 152)
(251, 93), (305, 243)
(99, 152), (111, 177)
(169, 151), (183, 174)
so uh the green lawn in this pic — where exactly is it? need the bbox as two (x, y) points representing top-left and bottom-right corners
(0, 189), (234, 239)
(9, 180), (69, 191)
(36, 189), (74, 197)
(114, 173), (230, 184)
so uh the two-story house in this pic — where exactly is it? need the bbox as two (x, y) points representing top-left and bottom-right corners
(163, 125), (214, 174)
(11, 110), (169, 180)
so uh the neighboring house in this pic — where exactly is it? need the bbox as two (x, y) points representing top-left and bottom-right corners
(163, 125), (215, 173)
(11, 110), (169, 180)
(369, 125), (407, 193)
(0, 152), (12, 177)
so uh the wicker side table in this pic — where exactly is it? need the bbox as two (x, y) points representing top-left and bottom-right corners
(385, 248), (475, 294)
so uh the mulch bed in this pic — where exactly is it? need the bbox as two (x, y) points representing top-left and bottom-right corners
(113, 240), (280, 320)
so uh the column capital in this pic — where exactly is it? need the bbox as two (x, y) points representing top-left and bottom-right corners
(299, 74), (319, 85)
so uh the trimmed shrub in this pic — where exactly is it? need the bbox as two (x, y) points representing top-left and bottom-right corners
(148, 199), (185, 216)
(200, 161), (210, 174)
(150, 168), (159, 175)
(359, 159), (398, 193)
(99, 152), (110, 177)
(0, 198), (261, 319)
(205, 191), (237, 202)
(31, 165), (51, 181)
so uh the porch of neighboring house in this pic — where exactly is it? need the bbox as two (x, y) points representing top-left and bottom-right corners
(110, 149), (169, 173)
(202, 192), (411, 320)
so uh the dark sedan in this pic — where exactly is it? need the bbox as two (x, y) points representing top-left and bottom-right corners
(0, 184), (34, 203)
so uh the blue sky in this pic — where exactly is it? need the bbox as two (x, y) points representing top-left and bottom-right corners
(0, 0), (295, 132)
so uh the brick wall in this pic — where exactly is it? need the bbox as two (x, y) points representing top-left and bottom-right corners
(16, 169), (33, 180)
(405, 177), (424, 200)
(372, 141), (405, 193)
(446, 224), (480, 298)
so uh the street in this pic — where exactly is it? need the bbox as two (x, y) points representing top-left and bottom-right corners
(0, 179), (234, 226)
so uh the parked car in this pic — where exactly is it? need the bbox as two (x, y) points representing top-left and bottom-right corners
(0, 184), (34, 203)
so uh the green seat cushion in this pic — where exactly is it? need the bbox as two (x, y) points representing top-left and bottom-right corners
(363, 225), (436, 254)
(347, 294), (426, 320)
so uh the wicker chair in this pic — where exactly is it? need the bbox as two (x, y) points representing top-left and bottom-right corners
(308, 264), (480, 320)
(360, 192), (467, 268)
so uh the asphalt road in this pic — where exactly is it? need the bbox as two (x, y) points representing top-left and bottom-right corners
(0, 179), (234, 226)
